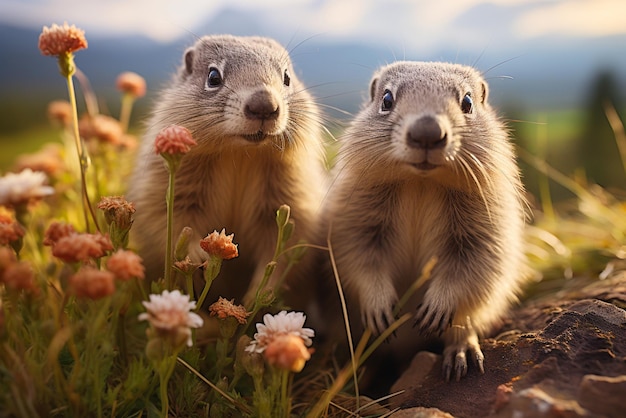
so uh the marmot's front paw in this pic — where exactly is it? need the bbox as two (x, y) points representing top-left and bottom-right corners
(414, 297), (455, 336)
(442, 324), (484, 381)
(361, 292), (397, 335)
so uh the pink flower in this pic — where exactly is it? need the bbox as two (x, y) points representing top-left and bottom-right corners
(68, 266), (115, 300)
(14, 143), (65, 177)
(116, 72), (146, 98)
(47, 100), (73, 127)
(38, 22), (87, 56)
(43, 221), (76, 247)
(79, 115), (124, 145)
(2, 261), (39, 296)
(0, 212), (24, 246)
(51, 232), (113, 263)
(106, 249), (145, 281)
(246, 311), (314, 353)
(154, 125), (196, 155)
(139, 290), (203, 347)
(246, 311), (315, 372)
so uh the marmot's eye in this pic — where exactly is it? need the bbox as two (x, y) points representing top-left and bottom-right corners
(461, 93), (473, 114)
(283, 69), (291, 87)
(207, 67), (222, 87)
(381, 89), (394, 112)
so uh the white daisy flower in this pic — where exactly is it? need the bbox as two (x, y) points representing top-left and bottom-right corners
(139, 289), (203, 347)
(246, 310), (314, 354)
(0, 169), (54, 207)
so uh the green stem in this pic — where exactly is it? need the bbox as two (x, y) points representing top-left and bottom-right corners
(159, 369), (170, 417)
(195, 279), (212, 311)
(186, 273), (194, 301)
(117, 312), (128, 368)
(195, 256), (220, 310)
(280, 370), (291, 418)
(159, 356), (177, 417)
(164, 167), (176, 289)
(119, 93), (134, 133)
(65, 73), (100, 233)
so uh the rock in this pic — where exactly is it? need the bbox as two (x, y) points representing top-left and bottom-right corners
(389, 274), (626, 418)
(495, 386), (590, 418)
(493, 383), (513, 412)
(390, 351), (439, 400)
(577, 374), (626, 418)
(567, 299), (626, 325)
(390, 406), (455, 418)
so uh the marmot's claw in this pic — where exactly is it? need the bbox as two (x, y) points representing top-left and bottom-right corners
(474, 349), (485, 375)
(363, 306), (395, 336)
(442, 326), (484, 382)
(415, 303), (455, 335)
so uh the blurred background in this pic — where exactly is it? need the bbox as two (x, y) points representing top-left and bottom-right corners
(0, 0), (625, 201)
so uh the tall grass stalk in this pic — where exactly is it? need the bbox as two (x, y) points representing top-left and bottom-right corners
(164, 166), (176, 288)
(66, 73), (99, 233)
(604, 101), (626, 175)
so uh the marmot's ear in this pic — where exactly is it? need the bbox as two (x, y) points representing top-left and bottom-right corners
(183, 47), (195, 76)
(480, 81), (488, 104)
(369, 76), (379, 102)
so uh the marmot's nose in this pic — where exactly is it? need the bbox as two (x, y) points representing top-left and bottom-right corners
(245, 90), (279, 120)
(406, 116), (447, 150)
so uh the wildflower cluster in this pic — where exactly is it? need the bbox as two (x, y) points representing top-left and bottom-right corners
(0, 21), (321, 418)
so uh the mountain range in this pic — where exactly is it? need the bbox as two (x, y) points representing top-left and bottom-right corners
(1, 10), (625, 126)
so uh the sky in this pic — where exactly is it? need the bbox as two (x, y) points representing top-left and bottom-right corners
(1, 0), (625, 52)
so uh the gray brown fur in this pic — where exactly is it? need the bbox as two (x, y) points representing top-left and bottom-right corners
(128, 35), (326, 302)
(325, 61), (527, 381)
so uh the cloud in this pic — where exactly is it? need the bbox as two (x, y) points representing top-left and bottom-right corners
(1, 0), (309, 42)
(514, 0), (626, 38)
(2, 0), (625, 47)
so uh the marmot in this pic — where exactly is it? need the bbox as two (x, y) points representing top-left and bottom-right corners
(325, 61), (527, 382)
(128, 35), (326, 304)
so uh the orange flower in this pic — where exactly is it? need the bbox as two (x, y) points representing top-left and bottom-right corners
(0, 246), (17, 276)
(97, 196), (135, 229)
(154, 125), (196, 155)
(209, 297), (250, 324)
(200, 229), (239, 260)
(263, 333), (312, 372)
(2, 261), (39, 296)
(106, 249), (145, 281)
(38, 22), (87, 56)
(47, 100), (73, 127)
(14, 143), (65, 177)
(0, 213), (24, 246)
(79, 114), (124, 145)
(43, 221), (76, 247)
(52, 232), (113, 263)
(68, 266), (115, 300)
(116, 72), (147, 98)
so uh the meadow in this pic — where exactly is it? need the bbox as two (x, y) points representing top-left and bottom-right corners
(0, 22), (625, 418)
